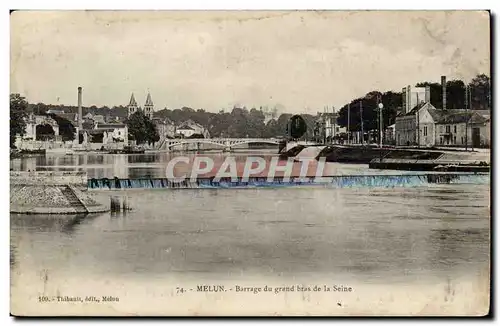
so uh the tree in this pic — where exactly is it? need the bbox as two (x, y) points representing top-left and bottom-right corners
(445, 80), (466, 110)
(36, 124), (55, 141)
(416, 80), (465, 110)
(48, 113), (76, 141)
(145, 117), (160, 145)
(10, 93), (28, 148)
(380, 91), (402, 126)
(469, 74), (491, 110)
(126, 110), (159, 145)
(337, 90), (402, 133)
(248, 108), (266, 137)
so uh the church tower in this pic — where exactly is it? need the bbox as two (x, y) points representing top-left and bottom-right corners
(144, 92), (154, 120)
(128, 93), (138, 117)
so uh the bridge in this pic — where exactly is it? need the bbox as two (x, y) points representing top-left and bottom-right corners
(156, 138), (283, 151)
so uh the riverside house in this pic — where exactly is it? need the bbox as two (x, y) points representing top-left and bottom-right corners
(395, 102), (490, 148)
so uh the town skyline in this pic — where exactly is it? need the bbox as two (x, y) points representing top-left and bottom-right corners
(10, 11), (490, 114)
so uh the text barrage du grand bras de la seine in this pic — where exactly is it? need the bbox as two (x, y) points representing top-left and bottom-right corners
(36, 285), (353, 304)
(176, 284), (354, 295)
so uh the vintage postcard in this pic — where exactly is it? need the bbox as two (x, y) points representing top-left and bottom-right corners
(9, 10), (491, 316)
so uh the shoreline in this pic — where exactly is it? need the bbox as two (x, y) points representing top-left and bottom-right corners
(279, 144), (490, 171)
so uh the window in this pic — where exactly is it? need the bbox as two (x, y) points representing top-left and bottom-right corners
(446, 125), (451, 133)
(454, 126), (457, 133)
(454, 136), (456, 144)
(461, 137), (464, 144)
(423, 126), (428, 136)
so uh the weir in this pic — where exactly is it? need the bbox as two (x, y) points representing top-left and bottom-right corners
(88, 173), (490, 190)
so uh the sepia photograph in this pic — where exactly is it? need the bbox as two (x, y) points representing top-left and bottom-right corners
(9, 9), (491, 316)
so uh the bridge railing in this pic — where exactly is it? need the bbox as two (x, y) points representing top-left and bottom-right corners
(155, 137), (283, 150)
(163, 138), (279, 141)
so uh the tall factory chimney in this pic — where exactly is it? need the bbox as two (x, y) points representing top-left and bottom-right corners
(402, 87), (407, 113)
(425, 86), (431, 103)
(406, 85), (411, 113)
(78, 87), (83, 129)
(441, 76), (447, 110)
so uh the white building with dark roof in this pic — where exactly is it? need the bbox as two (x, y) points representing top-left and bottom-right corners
(395, 101), (490, 148)
(94, 122), (128, 143)
(175, 120), (210, 138)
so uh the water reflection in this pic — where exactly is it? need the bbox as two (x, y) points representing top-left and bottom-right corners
(10, 213), (101, 234)
(429, 228), (490, 269)
(9, 153), (490, 287)
(11, 151), (418, 179)
(128, 154), (159, 164)
(10, 244), (16, 268)
(10, 184), (488, 283)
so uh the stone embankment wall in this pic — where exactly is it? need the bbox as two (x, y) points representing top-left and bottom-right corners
(10, 171), (87, 187)
(10, 172), (108, 214)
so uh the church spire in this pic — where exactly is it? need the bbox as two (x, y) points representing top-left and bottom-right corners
(129, 93), (138, 107)
(145, 92), (154, 107)
(127, 93), (138, 117)
(144, 92), (154, 119)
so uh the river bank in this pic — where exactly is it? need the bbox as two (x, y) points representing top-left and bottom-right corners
(10, 149), (46, 159)
(279, 144), (490, 172)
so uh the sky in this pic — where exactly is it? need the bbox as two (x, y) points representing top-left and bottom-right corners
(10, 10), (490, 114)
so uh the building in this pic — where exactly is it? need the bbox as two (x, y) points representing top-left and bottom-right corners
(92, 115), (106, 124)
(127, 92), (154, 120)
(259, 106), (279, 125)
(82, 122), (128, 146)
(46, 109), (65, 115)
(95, 122), (128, 143)
(54, 112), (78, 124)
(315, 109), (345, 142)
(144, 93), (154, 120)
(395, 110), (417, 146)
(175, 120), (210, 138)
(20, 113), (60, 141)
(395, 100), (490, 147)
(152, 118), (176, 139)
(434, 111), (489, 147)
(401, 85), (430, 114)
(385, 124), (396, 144)
(396, 80), (433, 146)
(128, 93), (138, 117)
(175, 125), (196, 138)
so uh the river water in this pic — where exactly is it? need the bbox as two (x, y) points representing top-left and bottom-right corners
(10, 151), (491, 316)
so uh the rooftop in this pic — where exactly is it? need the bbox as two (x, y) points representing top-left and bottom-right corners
(434, 110), (488, 125)
(95, 123), (127, 129)
(53, 112), (78, 123)
(177, 125), (195, 130)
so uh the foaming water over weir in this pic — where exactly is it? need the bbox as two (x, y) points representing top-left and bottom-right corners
(88, 173), (490, 190)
